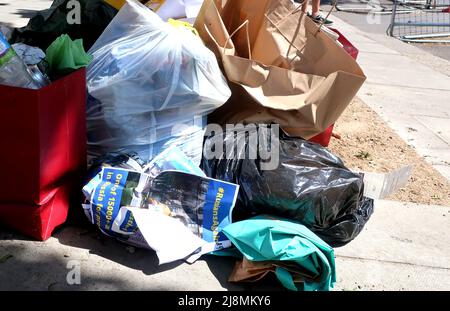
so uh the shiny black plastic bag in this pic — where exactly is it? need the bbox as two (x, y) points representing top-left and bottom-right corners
(201, 125), (374, 247)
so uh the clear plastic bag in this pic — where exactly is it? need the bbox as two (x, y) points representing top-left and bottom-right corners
(86, 0), (231, 162)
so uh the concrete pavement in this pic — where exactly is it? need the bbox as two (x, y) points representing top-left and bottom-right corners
(0, 0), (52, 28)
(1, 200), (449, 291)
(334, 200), (450, 291)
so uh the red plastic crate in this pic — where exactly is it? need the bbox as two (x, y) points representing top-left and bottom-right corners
(308, 27), (359, 147)
(0, 69), (87, 240)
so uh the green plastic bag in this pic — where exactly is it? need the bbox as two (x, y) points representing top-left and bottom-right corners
(222, 215), (336, 291)
(45, 34), (93, 77)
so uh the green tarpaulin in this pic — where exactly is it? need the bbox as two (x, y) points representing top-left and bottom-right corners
(222, 215), (336, 291)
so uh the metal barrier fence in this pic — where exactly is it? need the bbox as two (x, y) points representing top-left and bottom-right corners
(335, 0), (450, 43)
(388, 0), (450, 42)
(336, 0), (417, 14)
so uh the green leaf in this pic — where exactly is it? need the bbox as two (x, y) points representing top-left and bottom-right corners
(0, 254), (13, 263)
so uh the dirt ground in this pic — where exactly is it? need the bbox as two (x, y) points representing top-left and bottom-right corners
(328, 97), (450, 206)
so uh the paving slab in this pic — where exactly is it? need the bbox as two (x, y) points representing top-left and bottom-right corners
(334, 257), (450, 291)
(359, 84), (450, 119)
(334, 200), (450, 291)
(352, 41), (401, 55)
(335, 200), (450, 270)
(415, 116), (450, 145)
(357, 52), (450, 90)
(0, 0), (52, 27)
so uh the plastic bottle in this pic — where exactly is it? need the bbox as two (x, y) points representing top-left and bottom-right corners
(0, 32), (40, 89)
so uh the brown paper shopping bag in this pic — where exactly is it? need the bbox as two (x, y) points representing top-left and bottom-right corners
(194, 0), (366, 139)
(228, 258), (315, 284)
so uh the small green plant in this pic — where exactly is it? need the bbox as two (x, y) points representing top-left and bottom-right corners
(355, 151), (371, 160)
(0, 254), (13, 264)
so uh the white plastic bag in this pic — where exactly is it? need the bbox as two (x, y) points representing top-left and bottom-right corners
(87, 0), (230, 162)
(152, 0), (204, 21)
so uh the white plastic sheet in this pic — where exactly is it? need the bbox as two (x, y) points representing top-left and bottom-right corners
(154, 0), (204, 21)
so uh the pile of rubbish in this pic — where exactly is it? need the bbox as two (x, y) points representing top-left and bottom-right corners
(0, 0), (411, 291)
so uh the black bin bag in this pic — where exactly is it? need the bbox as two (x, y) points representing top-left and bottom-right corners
(11, 0), (117, 51)
(201, 125), (374, 247)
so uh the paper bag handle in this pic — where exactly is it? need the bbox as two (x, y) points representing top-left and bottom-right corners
(266, 2), (337, 65)
(223, 20), (252, 60)
(314, 3), (338, 36)
(264, 6), (306, 65)
(203, 19), (252, 60)
(276, 2), (335, 35)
